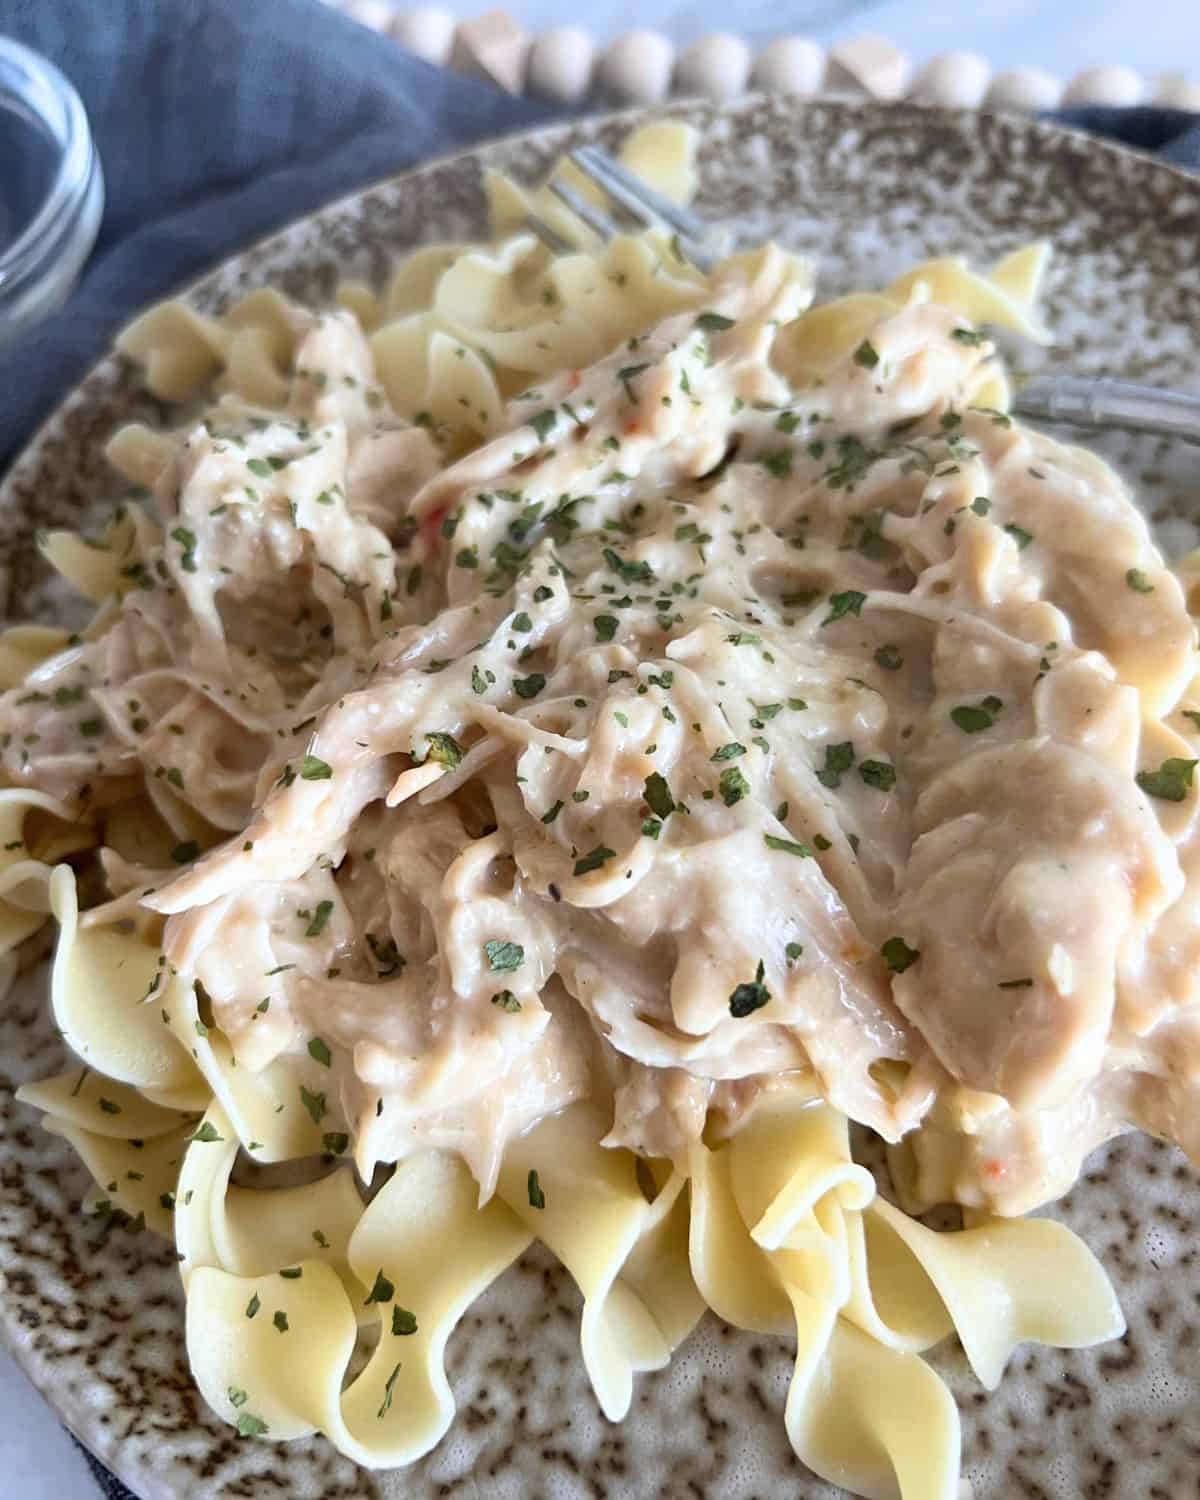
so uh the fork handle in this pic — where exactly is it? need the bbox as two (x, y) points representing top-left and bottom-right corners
(1012, 375), (1200, 443)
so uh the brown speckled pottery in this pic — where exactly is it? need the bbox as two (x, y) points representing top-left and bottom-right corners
(2, 97), (1199, 1500)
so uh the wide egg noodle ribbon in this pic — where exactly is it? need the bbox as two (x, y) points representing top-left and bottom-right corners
(492, 1101), (699, 1422)
(0, 624), (73, 688)
(38, 503), (163, 603)
(774, 242), (1051, 410)
(618, 1160), (707, 1359)
(18, 1066), (197, 1238)
(161, 975), (337, 1162)
(839, 1197), (954, 1355)
(16, 1067), (192, 1140)
(175, 1100), (366, 1309)
(728, 1095), (874, 1310)
(783, 1308), (961, 1500)
(115, 286), (302, 405)
(47, 865), (204, 1096)
(688, 1093), (963, 1499)
(0, 792), (63, 953)
(688, 1124), (795, 1335)
(859, 1196), (1125, 1388)
(43, 1119), (194, 1237)
(483, 120), (696, 246)
(731, 1096), (875, 1250)
(185, 1150), (531, 1461)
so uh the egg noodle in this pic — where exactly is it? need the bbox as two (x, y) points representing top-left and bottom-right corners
(15, 120), (1200, 1496)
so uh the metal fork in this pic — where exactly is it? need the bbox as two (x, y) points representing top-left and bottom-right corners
(526, 145), (1200, 446)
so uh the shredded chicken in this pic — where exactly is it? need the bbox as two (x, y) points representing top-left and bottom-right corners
(5, 245), (1199, 1213)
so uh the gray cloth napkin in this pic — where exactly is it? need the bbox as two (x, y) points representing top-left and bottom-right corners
(0, 4), (1196, 1498)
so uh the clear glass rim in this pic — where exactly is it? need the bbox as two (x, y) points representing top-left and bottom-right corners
(0, 36), (100, 300)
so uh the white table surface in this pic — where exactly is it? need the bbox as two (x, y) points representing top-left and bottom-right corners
(2, 2), (1196, 1495)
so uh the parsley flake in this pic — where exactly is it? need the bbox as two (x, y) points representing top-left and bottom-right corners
(719, 766), (750, 806)
(484, 939), (525, 972)
(305, 900), (333, 938)
(1137, 757), (1198, 803)
(617, 363), (650, 403)
(299, 1085), (327, 1124)
(858, 760), (896, 792)
(729, 960), (770, 1017)
(764, 834), (812, 858)
(365, 1269), (395, 1305)
(1005, 523), (1034, 550)
(874, 644), (903, 671)
(816, 742), (854, 789)
(643, 772), (675, 819)
(377, 1364), (402, 1420)
(950, 704), (995, 734)
(881, 936), (920, 973)
(425, 732), (464, 769)
(823, 590), (867, 625)
(574, 845), (616, 876)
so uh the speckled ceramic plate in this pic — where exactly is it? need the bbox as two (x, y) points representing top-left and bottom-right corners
(2, 97), (1200, 1500)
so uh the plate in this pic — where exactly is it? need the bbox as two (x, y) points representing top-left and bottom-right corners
(2, 96), (1200, 1500)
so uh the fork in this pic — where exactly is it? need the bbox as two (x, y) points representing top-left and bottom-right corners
(525, 144), (1200, 446)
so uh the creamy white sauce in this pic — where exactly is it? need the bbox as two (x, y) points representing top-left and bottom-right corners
(5, 247), (1199, 1213)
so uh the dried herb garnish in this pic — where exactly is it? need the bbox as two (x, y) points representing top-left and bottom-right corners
(643, 772), (675, 819)
(881, 936), (920, 973)
(573, 845), (616, 876)
(1137, 757), (1198, 803)
(484, 939), (525, 972)
(729, 960), (770, 1017)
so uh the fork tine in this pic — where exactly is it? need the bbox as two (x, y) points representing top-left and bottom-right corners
(569, 145), (711, 244)
(523, 211), (575, 257)
(547, 179), (621, 243)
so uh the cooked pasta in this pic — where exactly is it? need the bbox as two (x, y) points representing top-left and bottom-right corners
(11, 120), (1193, 1497)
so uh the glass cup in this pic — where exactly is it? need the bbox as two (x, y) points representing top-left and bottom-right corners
(0, 37), (104, 353)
